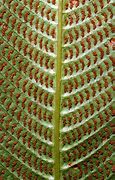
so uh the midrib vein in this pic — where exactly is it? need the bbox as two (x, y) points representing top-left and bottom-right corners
(53, 0), (63, 180)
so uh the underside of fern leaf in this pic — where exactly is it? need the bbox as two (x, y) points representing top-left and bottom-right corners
(0, 0), (114, 179)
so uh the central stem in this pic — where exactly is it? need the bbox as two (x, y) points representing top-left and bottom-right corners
(53, 0), (63, 179)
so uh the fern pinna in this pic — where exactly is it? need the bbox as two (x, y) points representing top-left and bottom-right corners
(0, 0), (114, 179)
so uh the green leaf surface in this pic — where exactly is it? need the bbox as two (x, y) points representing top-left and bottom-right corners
(0, 0), (114, 179)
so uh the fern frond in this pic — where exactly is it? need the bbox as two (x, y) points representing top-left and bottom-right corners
(0, 0), (114, 179)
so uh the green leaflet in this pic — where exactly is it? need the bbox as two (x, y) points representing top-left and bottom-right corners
(0, 0), (114, 179)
